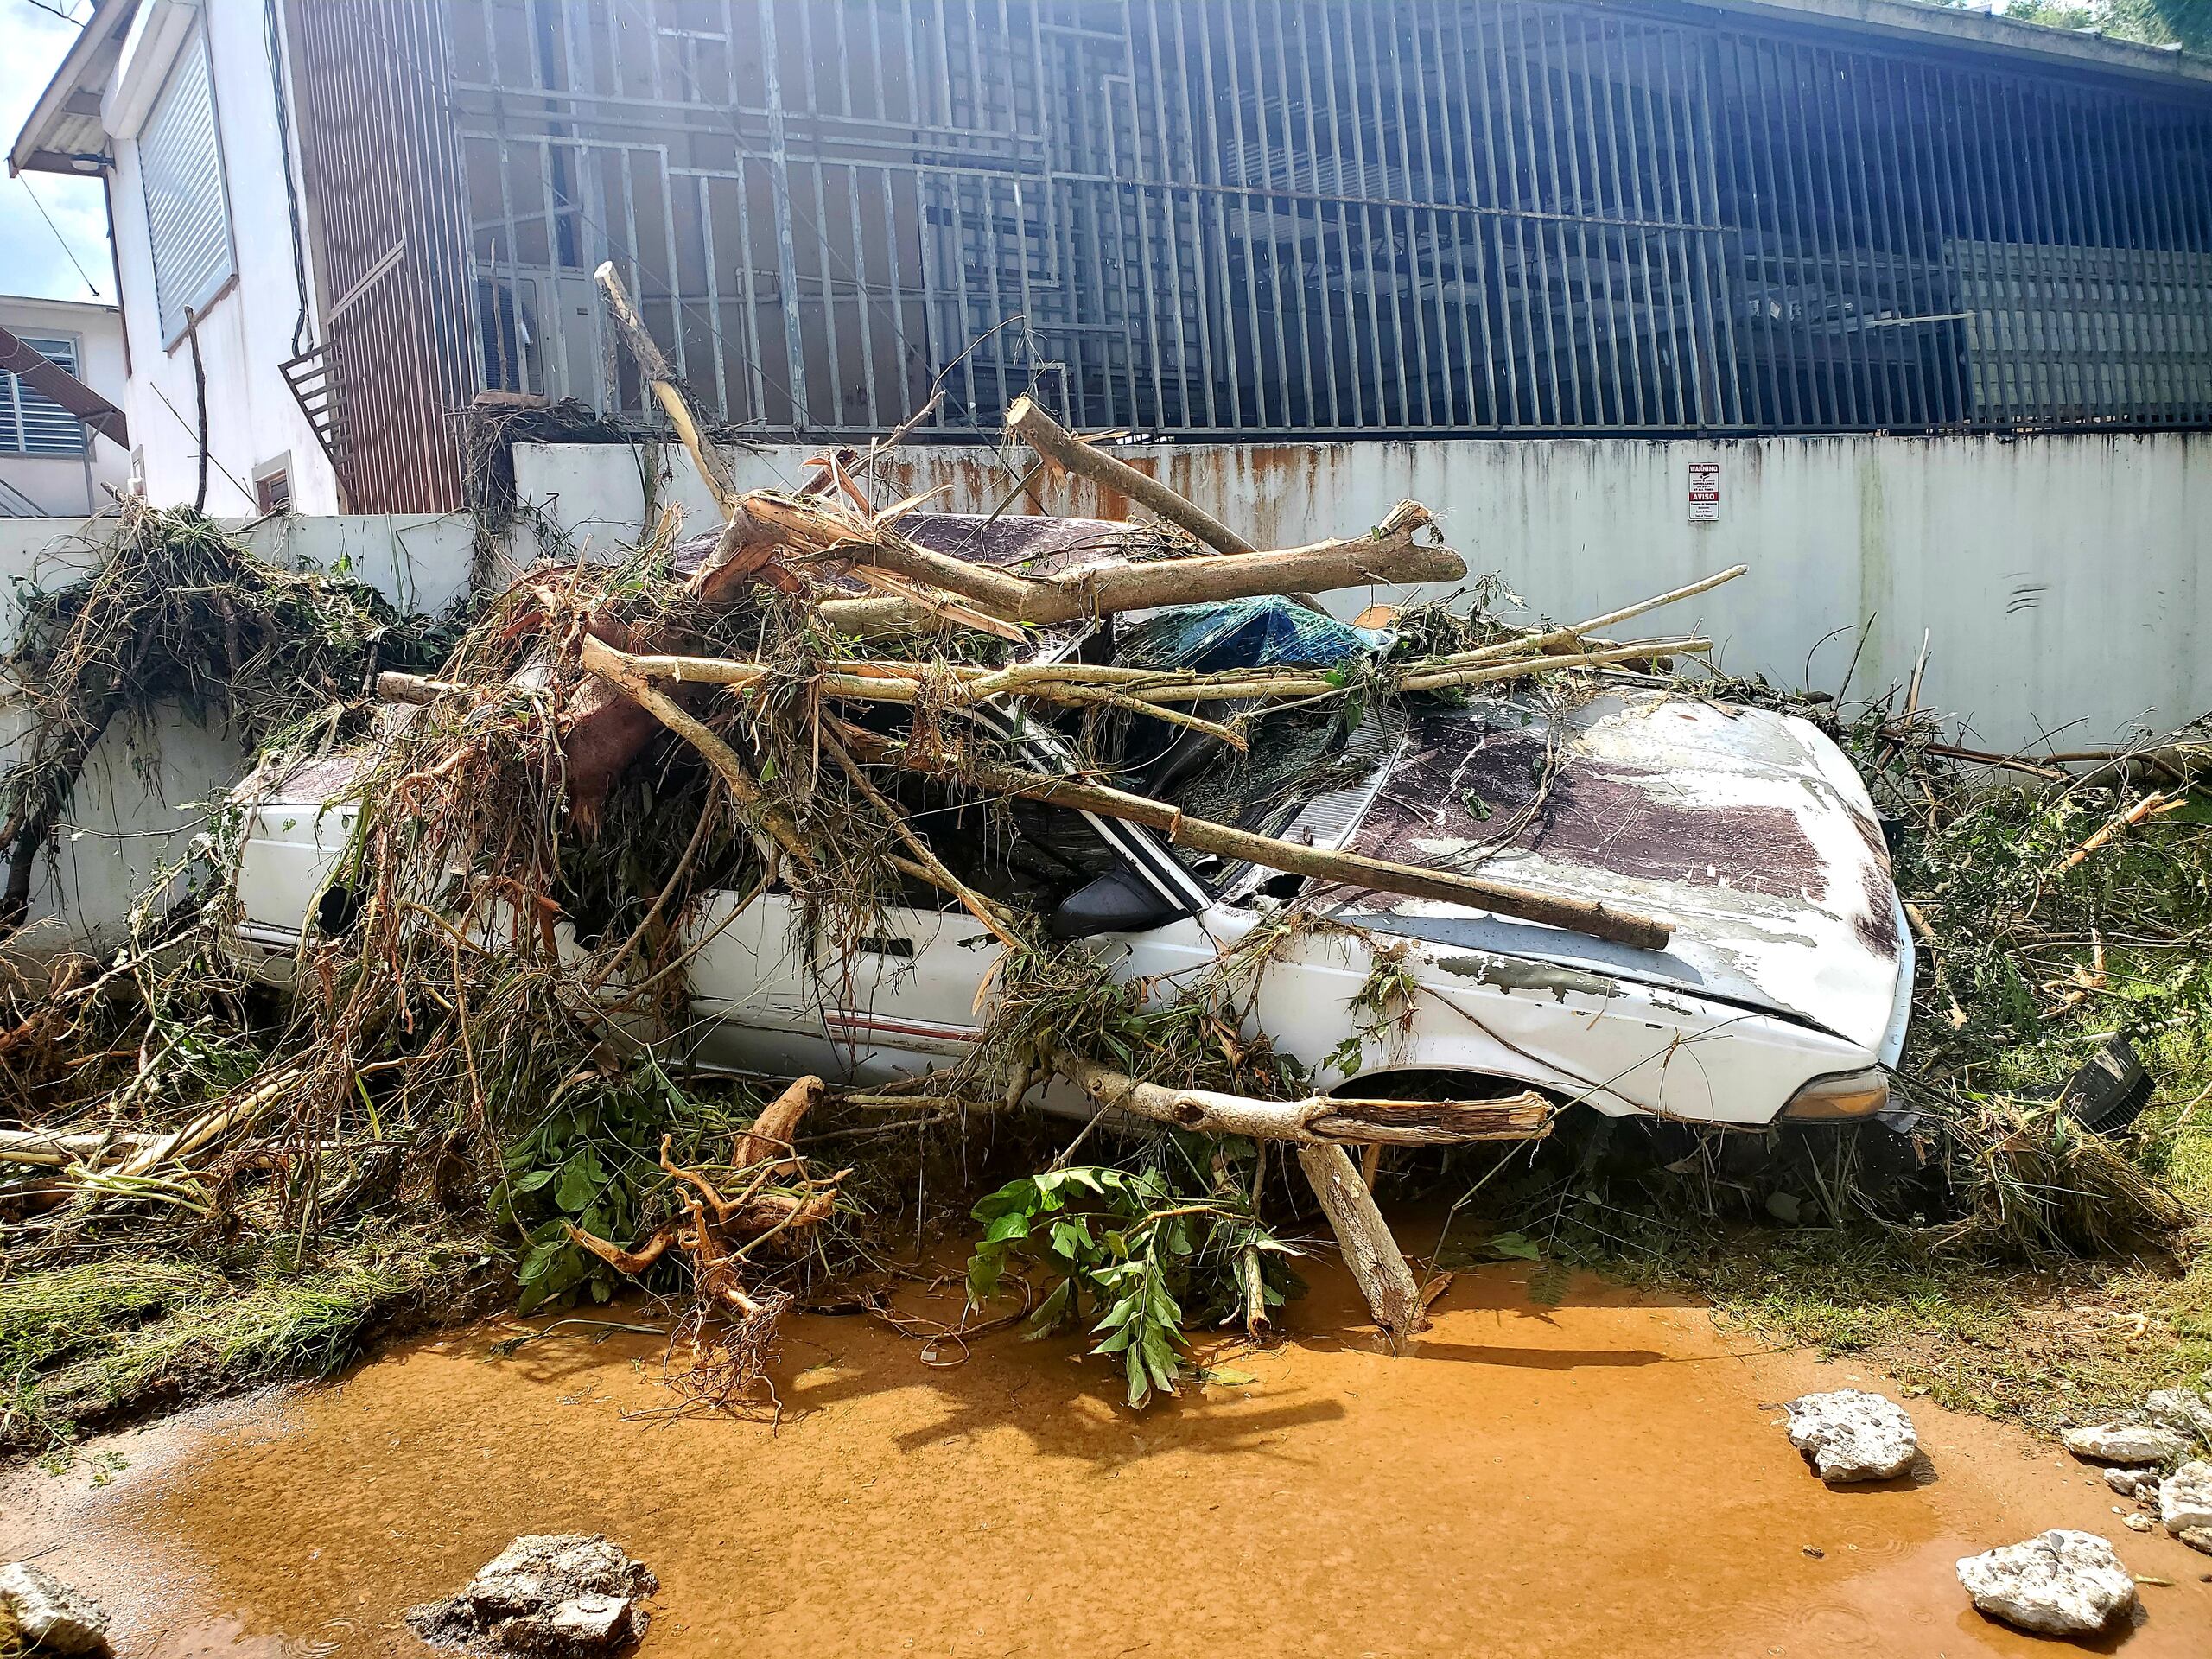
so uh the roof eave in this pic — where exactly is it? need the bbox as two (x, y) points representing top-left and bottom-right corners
(9, 0), (137, 180)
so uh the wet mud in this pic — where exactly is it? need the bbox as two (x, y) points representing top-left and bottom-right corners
(6, 1263), (2208, 1658)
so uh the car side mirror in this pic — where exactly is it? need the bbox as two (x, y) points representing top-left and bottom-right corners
(1048, 867), (1186, 940)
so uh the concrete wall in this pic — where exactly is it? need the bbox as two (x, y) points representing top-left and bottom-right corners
(103, 2), (340, 516)
(0, 512), (472, 948)
(0, 296), (129, 517)
(513, 431), (2212, 752)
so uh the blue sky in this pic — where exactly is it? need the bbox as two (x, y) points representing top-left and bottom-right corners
(1, 0), (111, 304)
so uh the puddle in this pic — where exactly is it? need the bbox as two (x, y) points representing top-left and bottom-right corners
(5, 1263), (2207, 1657)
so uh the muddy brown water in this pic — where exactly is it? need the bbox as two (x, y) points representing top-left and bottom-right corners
(7, 1264), (2209, 1658)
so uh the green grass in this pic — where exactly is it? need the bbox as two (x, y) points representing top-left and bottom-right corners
(1658, 1230), (2212, 1434)
(0, 1230), (492, 1457)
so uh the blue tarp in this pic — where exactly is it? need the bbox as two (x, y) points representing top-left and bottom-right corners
(1114, 595), (1392, 675)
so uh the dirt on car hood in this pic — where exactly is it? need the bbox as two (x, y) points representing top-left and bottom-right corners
(1333, 690), (1910, 1055)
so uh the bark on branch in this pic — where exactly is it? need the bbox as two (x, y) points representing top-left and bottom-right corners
(747, 492), (1467, 627)
(1056, 1053), (1553, 1146)
(1007, 395), (1259, 556)
(1297, 1142), (1422, 1343)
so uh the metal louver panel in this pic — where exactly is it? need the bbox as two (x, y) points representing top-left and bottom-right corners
(141, 25), (235, 345)
(3, 334), (87, 455)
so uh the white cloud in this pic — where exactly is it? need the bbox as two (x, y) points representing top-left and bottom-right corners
(0, 0), (112, 302)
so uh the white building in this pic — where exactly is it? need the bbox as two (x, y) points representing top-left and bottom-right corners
(10, 0), (340, 516)
(0, 294), (128, 517)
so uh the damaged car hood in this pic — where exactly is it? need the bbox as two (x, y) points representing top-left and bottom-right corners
(1332, 690), (1910, 1055)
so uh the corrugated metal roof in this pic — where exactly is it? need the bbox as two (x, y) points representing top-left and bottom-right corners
(8, 0), (137, 178)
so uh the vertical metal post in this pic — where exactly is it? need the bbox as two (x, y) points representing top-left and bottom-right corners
(757, 0), (811, 429)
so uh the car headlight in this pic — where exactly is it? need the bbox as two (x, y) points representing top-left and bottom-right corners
(1778, 1066), (1891, 1122)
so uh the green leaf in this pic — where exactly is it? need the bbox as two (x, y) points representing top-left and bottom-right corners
(971, 1179), (1038, 1223)
(965, 1256), (1001, 1307)
(518, 1237), (566, 1286)
(1486, 1230), (1542, 1262)
(1024, 1279), (1072, 1336)
(553, 1153), (601, 1215)
(1527, 1261), (1573, 1307)
(1123, 1344), (1150, 1408)
(982, 1211), (1032, 1245)
(510, 1166), (556, 1194)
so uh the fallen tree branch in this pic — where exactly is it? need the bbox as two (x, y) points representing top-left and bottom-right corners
(594, 261), (738, 513)
(1007, 395), (1260, 556)
(577, 633), (814, 873)
(1055, 1052), (1554, 1146)
(835, 720), (1672, 950)
(749, 492), (1468, 626)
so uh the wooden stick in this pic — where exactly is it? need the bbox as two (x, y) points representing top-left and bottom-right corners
(1007, 394), (1307, 593)
(1057, 1052), (1553, 1146)
(594, 261), (738, 514)
(375, 671), (472, 705)
(1296, 1142), (1421, 1343)
(0, 1128), (163, 1169)
(1431, 565), (1747, 670)
(836, 720), (1672, 950)
(2055, 791), (2186, 873)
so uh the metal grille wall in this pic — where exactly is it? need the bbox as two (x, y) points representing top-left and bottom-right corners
(441, 0), (2212, 438)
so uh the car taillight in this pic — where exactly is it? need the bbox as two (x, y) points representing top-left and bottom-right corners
(1779, 1066), (1891, 1122)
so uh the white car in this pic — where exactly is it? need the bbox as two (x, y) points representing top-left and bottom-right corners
(228, 619), (1910, 1136)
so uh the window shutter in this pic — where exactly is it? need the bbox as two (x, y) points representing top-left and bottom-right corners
(141, 26), (235, 345)
(0, 335), (86, 457)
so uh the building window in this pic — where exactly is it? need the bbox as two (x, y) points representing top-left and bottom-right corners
(0, 334), (87, 456)
(140, 23), (235, 346)
(253, 455), (292, 513)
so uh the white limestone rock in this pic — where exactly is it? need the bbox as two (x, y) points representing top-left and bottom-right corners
(406, 1535), (655, 1654)
(1955, 1531), (2138, 1636)
(2104, 1465), (2152, 1497)
(2061, 1419), (2193, 1465)
(2160, 1460), (2212, 1538)
(0, 1562), (111, 1656)
(1781, 1389), (1919, 1484)
(2143, 1389), (2212, 1446)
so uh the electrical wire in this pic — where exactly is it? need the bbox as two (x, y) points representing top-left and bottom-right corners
(14, 175), (103, 299)
(263, 0), (313, 358)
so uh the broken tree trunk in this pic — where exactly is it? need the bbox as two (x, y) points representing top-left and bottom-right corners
(833, 720), (1671, 950)
(1056, 1053), (1553, 1146)
(748, 492), (1467, 626)
(1296, 1142), (1422, 1344)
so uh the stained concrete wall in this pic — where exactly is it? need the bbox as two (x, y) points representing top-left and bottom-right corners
(0, 513), (472, 946)
(513, 432), (2212, 752)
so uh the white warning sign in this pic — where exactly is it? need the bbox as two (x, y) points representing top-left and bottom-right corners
(1688, 460), (1721, 524)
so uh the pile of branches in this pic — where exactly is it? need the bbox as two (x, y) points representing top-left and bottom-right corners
(0, 501), (449, 933)
(7, 266), (2196, 1425)
(0, 270), (1743, 1412)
